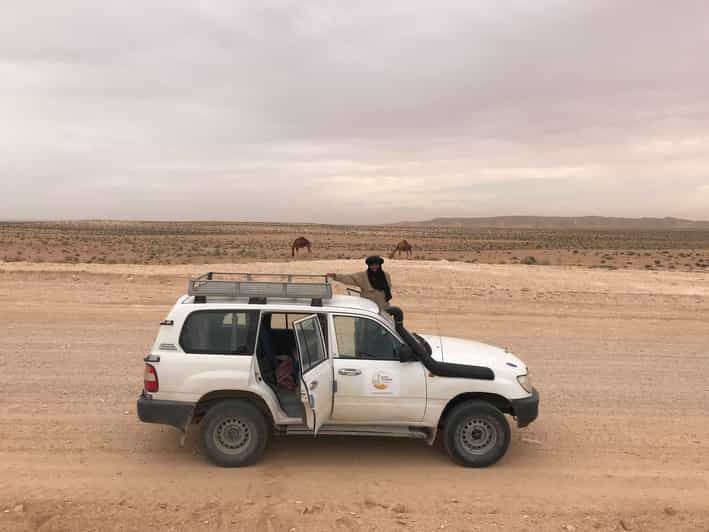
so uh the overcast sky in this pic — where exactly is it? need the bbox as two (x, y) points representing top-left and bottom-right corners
(1, 1), (708, 223)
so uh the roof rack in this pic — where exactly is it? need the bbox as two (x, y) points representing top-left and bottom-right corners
(187, 272), (332, 306)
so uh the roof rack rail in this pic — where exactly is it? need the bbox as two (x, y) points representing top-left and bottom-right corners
(188, 272), (332, 305)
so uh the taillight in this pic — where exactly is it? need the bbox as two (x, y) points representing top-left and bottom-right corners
(144, 363), (159, 393)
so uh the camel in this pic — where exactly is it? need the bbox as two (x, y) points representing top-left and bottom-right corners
(389, 239), (413, 259)
(291, 236), (312, 257)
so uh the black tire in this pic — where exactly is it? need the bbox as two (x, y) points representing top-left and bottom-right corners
(199, 400), (269, 467)
(442, 401), (510, 467)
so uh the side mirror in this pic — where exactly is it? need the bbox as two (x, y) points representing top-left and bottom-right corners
(399, 344), (416, 363)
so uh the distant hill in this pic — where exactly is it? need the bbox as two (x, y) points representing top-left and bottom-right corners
(393, 216), (709, 230)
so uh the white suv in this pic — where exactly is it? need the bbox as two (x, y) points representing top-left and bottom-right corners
(137, 272), (539, 467)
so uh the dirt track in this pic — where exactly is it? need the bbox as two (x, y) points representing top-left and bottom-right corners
(1, 260), (708, 531)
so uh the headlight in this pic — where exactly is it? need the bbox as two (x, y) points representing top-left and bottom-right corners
(516, 373), (533, 393)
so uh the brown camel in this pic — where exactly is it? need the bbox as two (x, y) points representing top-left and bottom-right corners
(291, 236), (312, 257)
(389, 239), (413, 259)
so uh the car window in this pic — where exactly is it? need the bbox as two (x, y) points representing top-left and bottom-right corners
(180, 310), (259, 355)
(270, 313), (310, 330)
(333, 315), (403, 360)
(294, 317), (327, 372)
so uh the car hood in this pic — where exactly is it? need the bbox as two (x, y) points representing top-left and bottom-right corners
(420, 334), (527, 373)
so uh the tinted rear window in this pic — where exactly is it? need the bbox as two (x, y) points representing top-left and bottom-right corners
(180, 310), (259, 355)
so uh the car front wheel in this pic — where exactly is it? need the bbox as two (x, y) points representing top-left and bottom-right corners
(442, 400), (510, 467)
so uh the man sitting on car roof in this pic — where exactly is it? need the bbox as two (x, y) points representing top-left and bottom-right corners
(327, 255), (393, 309)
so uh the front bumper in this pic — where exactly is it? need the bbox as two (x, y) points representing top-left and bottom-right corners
(510, 388), (539, 428)
(137, 391), (194, 431)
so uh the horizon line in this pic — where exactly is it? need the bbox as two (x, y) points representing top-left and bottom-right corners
(2, 214), (709, 226)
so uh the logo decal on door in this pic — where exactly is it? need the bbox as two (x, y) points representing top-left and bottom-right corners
(372, 371), (393, 390)
(369, 370), (399, 395)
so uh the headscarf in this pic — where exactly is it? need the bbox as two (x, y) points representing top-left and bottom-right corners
(365, 256), (392, 301)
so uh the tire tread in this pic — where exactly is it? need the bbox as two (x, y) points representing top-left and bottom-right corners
(199, 399), (269, 467)
(442, 400), (510, 467)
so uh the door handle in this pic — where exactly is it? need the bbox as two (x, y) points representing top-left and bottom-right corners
(309, 380), (319, 390)
(338, 368), (362, 376)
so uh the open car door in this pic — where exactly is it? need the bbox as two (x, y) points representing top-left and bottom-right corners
(292, 315), (333, 434)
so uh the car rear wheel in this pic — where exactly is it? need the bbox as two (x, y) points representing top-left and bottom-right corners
(442, 401), (510, 467)
(199, 400), (269, 467)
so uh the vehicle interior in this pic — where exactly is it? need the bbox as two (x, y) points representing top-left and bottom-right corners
(256, 312), (327, 418)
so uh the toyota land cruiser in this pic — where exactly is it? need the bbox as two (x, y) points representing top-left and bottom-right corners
(137, 272), (539, 467)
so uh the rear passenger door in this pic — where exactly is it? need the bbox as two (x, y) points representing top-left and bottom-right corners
(293, 315), (333, 434)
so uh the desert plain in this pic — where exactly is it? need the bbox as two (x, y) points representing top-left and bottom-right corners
(0, 220), (708, 531)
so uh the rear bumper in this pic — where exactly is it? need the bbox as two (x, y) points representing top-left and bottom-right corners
(511, 388), (539, 428)
(137, 392), (194, 431)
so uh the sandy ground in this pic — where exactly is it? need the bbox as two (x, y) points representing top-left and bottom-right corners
(1, 259), (708, 531)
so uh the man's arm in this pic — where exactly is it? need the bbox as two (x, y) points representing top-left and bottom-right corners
(327, 272), (360, 287)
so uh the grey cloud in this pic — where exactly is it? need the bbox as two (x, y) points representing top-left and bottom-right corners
(1, 0), (708, 222)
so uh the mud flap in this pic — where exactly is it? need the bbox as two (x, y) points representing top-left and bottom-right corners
(178, 407), (195, 448)
(425, 426), (437, 446)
